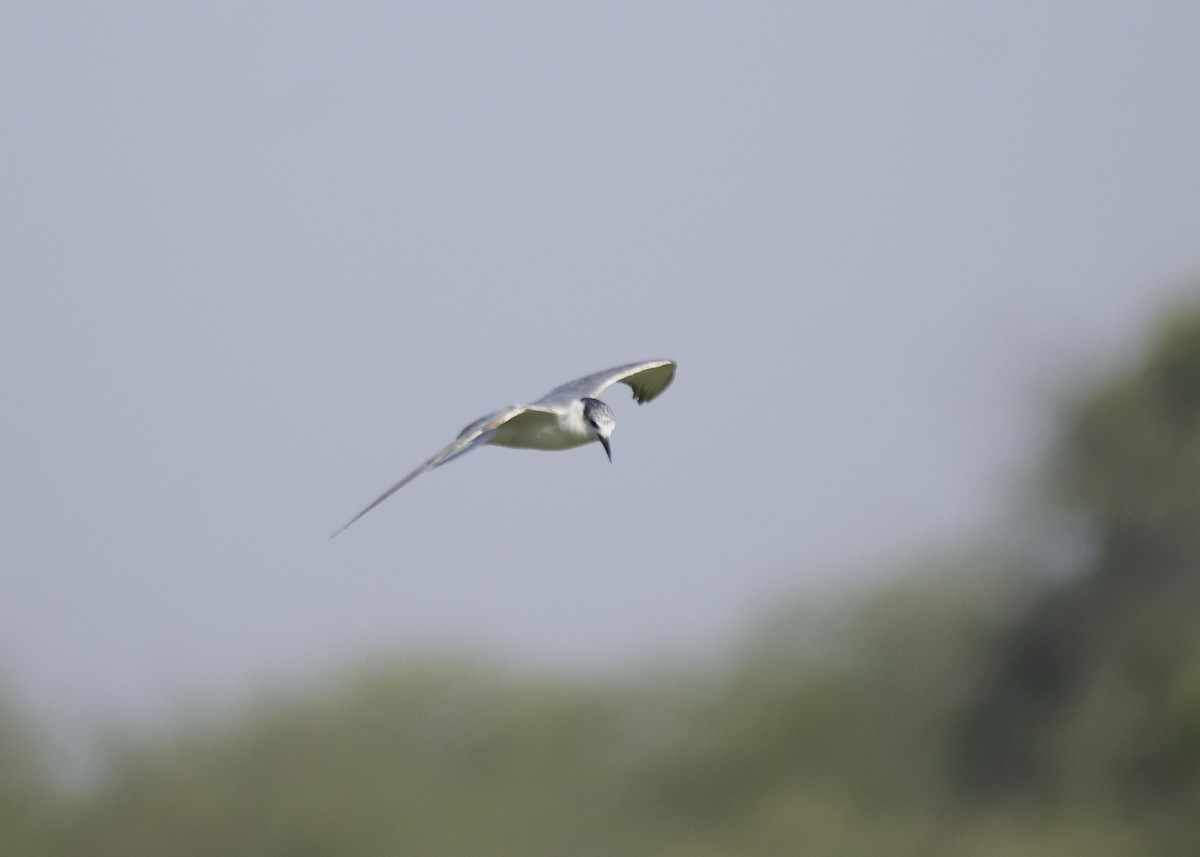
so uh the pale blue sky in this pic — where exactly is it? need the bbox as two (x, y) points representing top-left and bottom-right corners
(3, 1), (1199, 722)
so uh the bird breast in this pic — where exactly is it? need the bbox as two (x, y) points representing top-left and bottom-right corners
(488, 407), (593, 451)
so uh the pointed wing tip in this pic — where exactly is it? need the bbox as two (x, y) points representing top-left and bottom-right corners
(329, 516), (361, 539)
(631, 359), (677, 404)
(329, 418), (500, 540)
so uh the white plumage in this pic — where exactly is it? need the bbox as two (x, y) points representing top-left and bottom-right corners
(333, 359), (676, 536)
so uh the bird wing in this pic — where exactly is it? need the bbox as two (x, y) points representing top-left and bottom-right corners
(536, 359), (677, 405)
(331, 405), (549, 537)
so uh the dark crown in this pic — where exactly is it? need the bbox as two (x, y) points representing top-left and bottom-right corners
(581, 397), (615, 425)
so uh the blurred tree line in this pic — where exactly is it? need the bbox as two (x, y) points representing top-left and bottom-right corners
(5, 301), (1200, 856)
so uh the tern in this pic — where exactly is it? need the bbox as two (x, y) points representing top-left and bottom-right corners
(333, 359), (676, 536)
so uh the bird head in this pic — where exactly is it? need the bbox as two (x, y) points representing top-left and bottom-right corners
(581, 397), (616, 462)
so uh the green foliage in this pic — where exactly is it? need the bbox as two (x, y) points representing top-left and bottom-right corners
(1065, 304), (1200, 569)
(956, 300), (1200, 840)
(6, 296), (1200, 855)
(0, 699), (59, 857)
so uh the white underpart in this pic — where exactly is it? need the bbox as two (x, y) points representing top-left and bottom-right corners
(332, 359), (675, 536)
(488, 399), (595, 450)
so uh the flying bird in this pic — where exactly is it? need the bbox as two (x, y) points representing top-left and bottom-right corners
(333, 359), (676, 536)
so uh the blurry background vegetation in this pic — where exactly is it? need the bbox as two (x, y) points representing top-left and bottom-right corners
(6, 298), (1200, 856)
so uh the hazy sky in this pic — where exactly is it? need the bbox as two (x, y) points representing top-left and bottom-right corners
(3, 2), (1199, 722)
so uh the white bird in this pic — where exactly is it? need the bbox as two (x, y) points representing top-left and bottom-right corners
(333, 359), (677, 536)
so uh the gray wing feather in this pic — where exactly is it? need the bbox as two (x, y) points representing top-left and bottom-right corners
(331, 406), (528, 537)
(536, 359), (676, 405)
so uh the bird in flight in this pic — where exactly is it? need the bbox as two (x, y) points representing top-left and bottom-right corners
(332, 359), (676, 536)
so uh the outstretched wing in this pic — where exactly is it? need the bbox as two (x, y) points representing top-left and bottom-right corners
(332, 405), (534, 537)
(537, 359), (676, 405)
